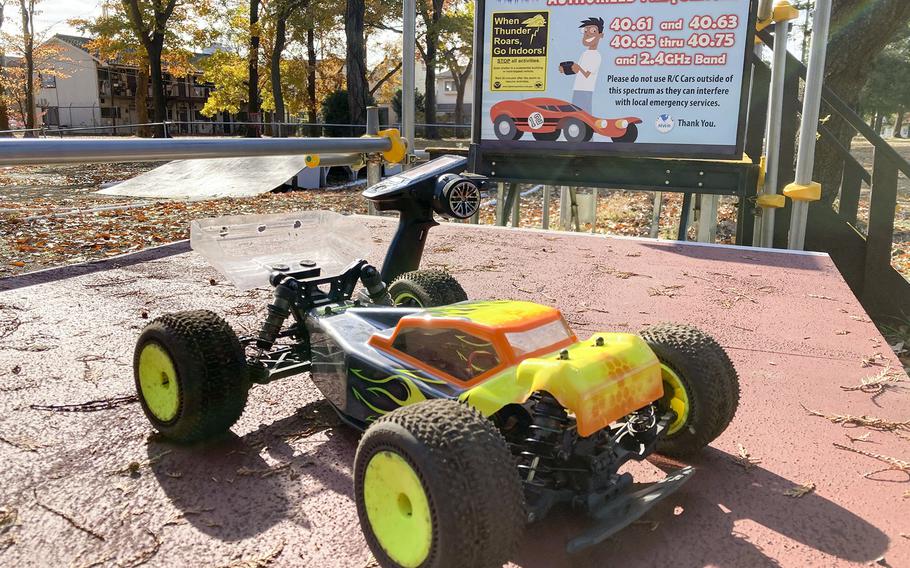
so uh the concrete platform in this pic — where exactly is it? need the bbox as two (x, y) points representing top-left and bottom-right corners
(1, 217), (908, 567)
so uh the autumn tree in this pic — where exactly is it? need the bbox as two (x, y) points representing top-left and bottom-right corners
(417, 0), (444, 138)
(437, 0), (472, 126)
(18, 0), (36, 136)
(812, 0), (910, 205)
(860, 34), (910, 138)
(269, 0), (308, 135)
(346, 0), (369, 128)
(120, 0), (202, 138)
(247, 0), (261, 137)
(0, 0), (10, 134)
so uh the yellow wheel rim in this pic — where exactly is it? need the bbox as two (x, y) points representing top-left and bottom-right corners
(137, 342), (181, 422)
(363, 450), (433, 568)
(394, 292), (423, 307)
(661, 364), (690, 435)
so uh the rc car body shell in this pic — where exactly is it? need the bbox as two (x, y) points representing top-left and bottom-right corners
(308, 299), (664, 435)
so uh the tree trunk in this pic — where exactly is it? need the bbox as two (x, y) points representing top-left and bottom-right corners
(136, 65), (151, 137)
(894, 109), (905, 138)
(20, 0), (35, 138)
(147, 38), (169, 138)
(0, 3), (10, 136)
(874, 111), (884, 135)
(306, 26), (318, 137)
(421, 0), (444, 139)
(247, 0), (261, 138)
(271, 15), (288, 137)
(812, 0), (910, 206)
(345, 0), (368, 135)
(451, 59), (472, 129)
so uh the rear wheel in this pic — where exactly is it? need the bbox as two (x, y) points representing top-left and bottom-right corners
(354, 400), (525, 568)
(611, 123), (639, 143)
(562, 118), (592, 143)
(640, 323), (739, 458)
(532, 130), (560, 141)
(493, 115), (523, 141)
(134, 310), (249, 443)
(389, 270), (467, 307)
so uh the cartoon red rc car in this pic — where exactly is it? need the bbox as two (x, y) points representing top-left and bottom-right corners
(491, 97), (642, 143)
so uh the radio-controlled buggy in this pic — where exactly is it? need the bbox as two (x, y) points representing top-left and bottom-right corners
(132, 156), (739, 568)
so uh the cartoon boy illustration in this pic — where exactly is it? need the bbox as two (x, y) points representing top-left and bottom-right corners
(558, 17), (604, 114)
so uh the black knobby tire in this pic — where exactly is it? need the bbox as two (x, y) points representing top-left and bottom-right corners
(562, 118), (592, 143)
(493, 115), (523, 141)
(532, 130), (560, 141)
(611, 123), (639, 143)
(388, 270), (467, 307)
(134, 310), (250, 443)
(354, 400), (525, 568)
(640, 323), (740, 458)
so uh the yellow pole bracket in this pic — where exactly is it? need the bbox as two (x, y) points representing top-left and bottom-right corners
(756, 155), (767, 192)
(772, 0), (799, 23)
(756, 1), (799, 44)
(377, 128), (408, 164)
(783, 181), (821, 202)
(756, 194), (786, 208)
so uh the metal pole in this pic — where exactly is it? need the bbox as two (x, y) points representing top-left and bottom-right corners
(402, 0), (417, 169)
(496, 183), (505, 226)
(650, 192), (662, 238)
(590, 188), (598, 233)
(366, 106), (381, 216)
(757, 15), (793, 248)
(0, 137), (392, 166)
(788, 0), (832, 250)
(542, 185), (551, 230)
(511, 184), (520, 227)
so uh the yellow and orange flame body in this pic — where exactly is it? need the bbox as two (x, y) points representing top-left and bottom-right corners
(369, 300), (664, 437)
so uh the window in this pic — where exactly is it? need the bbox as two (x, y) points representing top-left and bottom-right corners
(557, 104), (580, 112)
(392, 327), (500, 381)
(506, 318), (574, 357)
(100, 107), (121, 119)
(444, 80), (456, 92)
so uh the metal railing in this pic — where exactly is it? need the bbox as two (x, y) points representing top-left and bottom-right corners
(755, 28), (910, 318)
(0, 120), (472, 140)
(0, 133), (392, 166)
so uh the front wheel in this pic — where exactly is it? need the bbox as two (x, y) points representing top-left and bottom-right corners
(640, 323), (740, 458)
(134, 310), (250, 443)
(354, 400), (525, 568)
(611, 123), (639, 143)
(562, 118), (592, 143)
(388, 270), (467, 307)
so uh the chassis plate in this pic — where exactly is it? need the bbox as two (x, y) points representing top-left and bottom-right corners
(566, 466), (695, 554)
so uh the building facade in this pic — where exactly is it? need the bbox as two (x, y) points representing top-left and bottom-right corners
(37, 35), (231, 135)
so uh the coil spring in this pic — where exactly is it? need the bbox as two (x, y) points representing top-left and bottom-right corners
(516, 393), (569, 488)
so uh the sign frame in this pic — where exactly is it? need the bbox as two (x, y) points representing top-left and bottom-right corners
(470, 0), (759, 166)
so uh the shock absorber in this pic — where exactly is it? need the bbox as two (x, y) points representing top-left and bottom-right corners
(516, 392), (569, 488)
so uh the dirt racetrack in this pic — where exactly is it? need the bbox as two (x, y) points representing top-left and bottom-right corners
(1, 217), (908, 567)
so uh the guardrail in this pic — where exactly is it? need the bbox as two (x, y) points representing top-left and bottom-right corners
(0, 136), (393, 167)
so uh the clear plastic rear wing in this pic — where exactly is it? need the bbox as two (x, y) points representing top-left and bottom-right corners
(190, 210), (371, 290)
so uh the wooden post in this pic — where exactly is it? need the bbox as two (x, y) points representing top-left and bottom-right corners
(650, 192), (662, 238)
(496, 182), (505, 226)
(511, 184), (520, 227)
(863, 152), (899, 310)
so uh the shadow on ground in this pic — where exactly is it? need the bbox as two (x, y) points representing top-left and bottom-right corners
(147, 399), (358, 541)
(514, 447), (889, 567)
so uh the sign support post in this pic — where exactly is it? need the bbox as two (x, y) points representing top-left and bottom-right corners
(786, 0), (832, 250)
